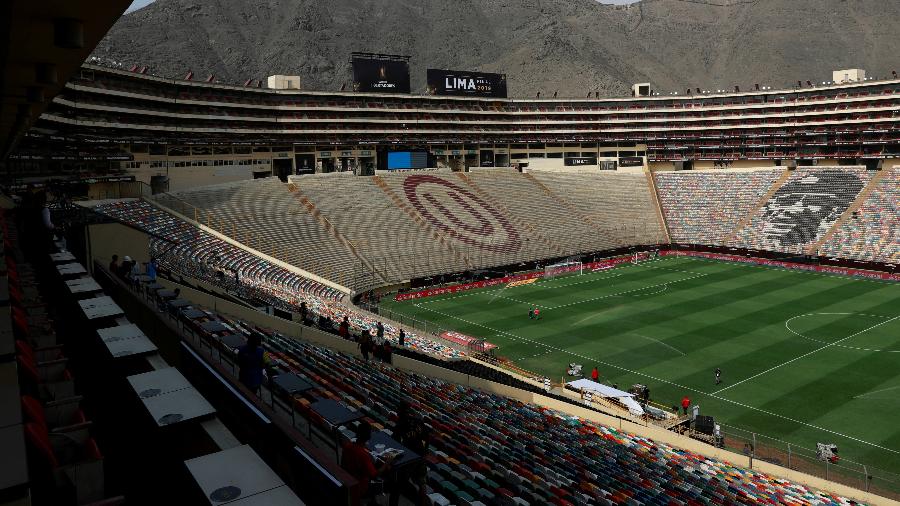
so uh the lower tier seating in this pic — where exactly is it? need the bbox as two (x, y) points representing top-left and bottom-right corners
(820, 169), (900, 263)
(654, 169), (782, 245)
(731, 167), (873, 254)
(206, 311), (863, 506)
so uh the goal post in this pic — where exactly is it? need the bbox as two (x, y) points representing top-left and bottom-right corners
(545, 260), (583, 278)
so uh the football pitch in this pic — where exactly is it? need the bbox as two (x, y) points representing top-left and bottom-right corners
(382, 256), (900, 475)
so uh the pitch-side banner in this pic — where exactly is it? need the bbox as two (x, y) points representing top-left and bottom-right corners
(426, 69), (508, 98)
(352, 56), (411, 93)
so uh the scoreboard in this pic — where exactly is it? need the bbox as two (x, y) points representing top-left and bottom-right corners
(351, 53), (411, 93)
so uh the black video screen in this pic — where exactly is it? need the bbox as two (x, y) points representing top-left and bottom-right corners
(352, 57), (411, 93)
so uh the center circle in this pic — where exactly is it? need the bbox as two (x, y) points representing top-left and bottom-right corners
(403, 174), (522, 253)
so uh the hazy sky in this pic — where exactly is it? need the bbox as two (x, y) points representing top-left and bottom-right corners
(126, 0), (639, 13)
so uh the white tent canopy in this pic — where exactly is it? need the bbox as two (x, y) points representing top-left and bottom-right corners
(567, 379), (645, 416)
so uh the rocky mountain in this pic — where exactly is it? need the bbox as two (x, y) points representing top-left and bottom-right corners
(92, 0), (900, 97)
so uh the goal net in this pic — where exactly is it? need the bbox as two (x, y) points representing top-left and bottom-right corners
(631, 251), (657, 265)
(545, 260), (583, 278)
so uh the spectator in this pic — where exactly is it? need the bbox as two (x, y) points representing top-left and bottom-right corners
(591, 367), (599, 382)
(237, 333), (269, 394)
(339, 316), (350, 339)
(147, 257), (158, 281)
(681, 395), (691, 416)
(391, 403), (428, 506)
(398, 329), (405, 348)
(341, 421), (393, 506)
(359, 330), (372, 362)
(299, 301), (308, 323)
(118, 255), (135, 279)
(380, 341), (392, 364)
(376, 321), (384, 340)
(109, 254), (120, 274)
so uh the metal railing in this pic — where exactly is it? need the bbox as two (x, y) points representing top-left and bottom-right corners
(719, 424), (900, 500)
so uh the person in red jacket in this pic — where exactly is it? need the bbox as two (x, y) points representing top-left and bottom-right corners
(341, 421), (395, 505)
(681, 395), (691, 415)
(591, 367), (599, 382)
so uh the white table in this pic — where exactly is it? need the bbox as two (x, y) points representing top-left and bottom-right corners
(106, 335), (157, 358)
(98, 323), (144, 343)
(56, 263), (87, 277)
(50, 251), (76, 263)
(78, 296), (124, 320)
(79, 296), (115, 309)
(224, 485), (304, 505)
(82, 303), (125, 320)
(142, 387), (215, 427)
(185, 445), (300, 505)
(65, 277), (103, 295)
(128, 367), (192, 398)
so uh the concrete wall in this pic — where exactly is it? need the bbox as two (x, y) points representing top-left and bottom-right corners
(87, 222), (151, 275)
(126, 165), (260, 192)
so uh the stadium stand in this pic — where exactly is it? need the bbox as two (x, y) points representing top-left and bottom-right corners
(169, 299), (867, 506)
(92, 200), (466, 360)
(293, 174), (471, 283)
(731, 167), (875, 254)
(820, 168), (900, 263)
(654, 169), (784, 245)
(528, 171), (668, 248)
(153, 177), (374, 290)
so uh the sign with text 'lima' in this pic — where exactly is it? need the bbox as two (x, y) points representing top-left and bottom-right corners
(427, 69), (508, 98)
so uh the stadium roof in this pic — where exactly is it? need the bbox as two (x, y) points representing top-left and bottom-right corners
(0, 0), (131, 160)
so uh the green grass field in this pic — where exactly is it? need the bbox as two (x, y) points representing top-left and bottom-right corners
(382, 256), (900, 475)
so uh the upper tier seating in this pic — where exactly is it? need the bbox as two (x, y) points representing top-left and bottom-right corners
(93, 201), (464, 359)
(654, 169), (782, 245)
(731, 168), (874, 254)
(529, 171), (667, 248)
(820, 169), (900, 263)
(155, 178), (372, 290)
(232, 318), (862, 506)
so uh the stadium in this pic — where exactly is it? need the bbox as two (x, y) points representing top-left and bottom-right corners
(1, 1), (899, 505)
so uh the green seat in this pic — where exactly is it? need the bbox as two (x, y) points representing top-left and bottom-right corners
(453, 490), (475, 503)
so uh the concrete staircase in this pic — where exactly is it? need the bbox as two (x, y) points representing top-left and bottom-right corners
(646, 169), (672, 245)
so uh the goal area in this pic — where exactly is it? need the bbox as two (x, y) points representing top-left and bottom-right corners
(544, 260), (583, 278)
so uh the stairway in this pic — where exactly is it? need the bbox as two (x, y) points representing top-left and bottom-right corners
(645, 169), (672, 245)
(805, 169), (889, 256)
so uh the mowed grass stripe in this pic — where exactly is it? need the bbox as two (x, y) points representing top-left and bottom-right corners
(382, 257), (900, 473)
